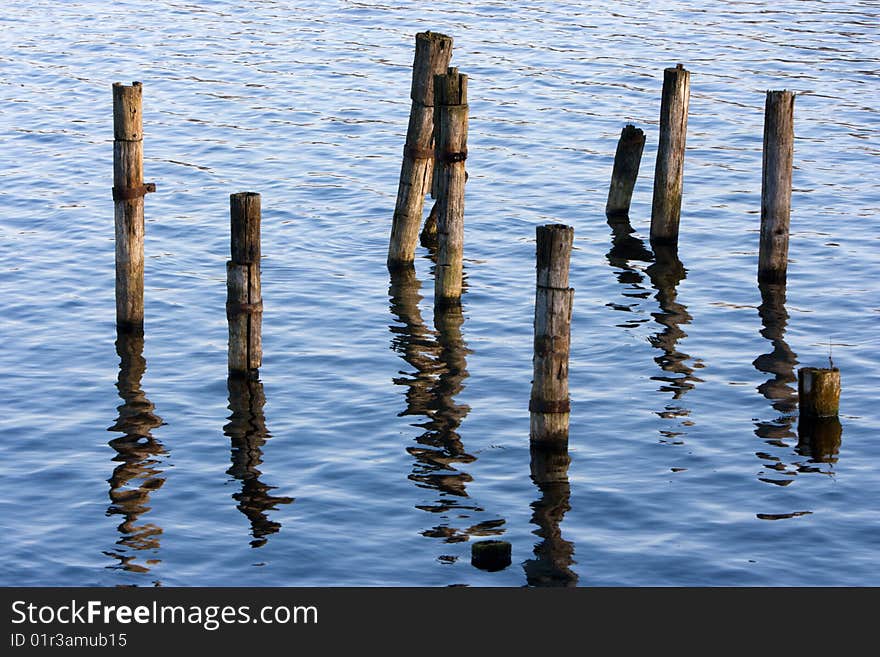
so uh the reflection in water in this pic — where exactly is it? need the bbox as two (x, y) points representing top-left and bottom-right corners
(105, 330), (166, 575)
(753, 283), (840, 487)
(389, 266), (505, 550)
(523, 444), (577, 587)
(605, 215), (703, 441)
(224, 374), (294, 548)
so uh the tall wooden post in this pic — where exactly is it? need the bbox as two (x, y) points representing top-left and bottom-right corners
(759, 90), (795, 283)
(113, 81), (155, 331)
(650, 64), (690, 248)
(433, 68), (469, 306)
(227, 192), (263, 375)
(388, 31), (454, 269)
(606, 124), (646, 217)
(530, 224), (574, 446)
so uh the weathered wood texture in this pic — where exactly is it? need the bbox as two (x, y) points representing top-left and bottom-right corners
(606, 124), (646, 217)
(650, 64), (690, 247)
(388, 32), (453, 268)
(227, 192), (263, 374)
(759, 90), (795, 283)
(113, 81), (154, 331)
(798, 366), (840, 418)
(433, 67), (469, 305)
(530, 224), (574, 445)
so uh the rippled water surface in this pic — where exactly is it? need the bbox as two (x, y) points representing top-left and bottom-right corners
(1, 1), (878, 586)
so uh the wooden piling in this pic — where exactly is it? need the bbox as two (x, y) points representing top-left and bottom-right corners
(759, 90), (795, 283)
(798, 366), (840, 418)
(113, 81), (155, 331)
(433, 67), (469, 306)
(227, 192), (263, 374)
(471, 540), (512, 572)
(388, 31), (454, 269)
(650, 64), (690, 248)
(530, 224), (574, 446)
(606, 124), (646, 217)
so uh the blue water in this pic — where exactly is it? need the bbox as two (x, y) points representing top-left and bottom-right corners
(1, 0), (878, 586)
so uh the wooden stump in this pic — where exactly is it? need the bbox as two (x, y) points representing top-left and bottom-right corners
(606, 124), (646, 217)
(227, 192), (263, 374)
(759, 90), (795, 283)
(388, 31), (454, 269)
(530, 224), (574, 446)
(650, 64), (690, 248)
(113, 81), (155, 331)
(798, 366), (840, 418)
(433, 67), (469, 306)
(471, 540), (512, 572)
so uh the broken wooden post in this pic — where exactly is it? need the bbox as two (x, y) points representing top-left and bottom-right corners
(606, 124), (646, 217)
(227, 192), (263, 375)
(433, 67), (468, 306)
(471, 540), (512, 572)
(798, 366), (840, 418)
(650, 64), (690, 248)
(530, 224), (574, 446)
(388, 31), (454, 269)
(758, 90), (795, 283)
(113, 81), (155, 331)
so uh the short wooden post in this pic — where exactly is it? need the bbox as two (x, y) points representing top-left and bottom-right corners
(650, 64), (690, 248)
(758, 90), (795, 283)
(471, 540), (512, 572)
(433, 67), (469, 306)
(606, 124), (646, 217)
(113, 81), (155, 331)
(227, 192), (263, 374)
(530, 224), (574, 446)
(798, 366), (840, 418)
(388, 31), (454, 269)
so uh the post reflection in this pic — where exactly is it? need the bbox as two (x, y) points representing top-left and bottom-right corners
(604, 215), (702, 441)
(224, 374), (294, 548)
(523, 444), (578, 587)
(105, 329), (166, 574)
(752, 283), (840, 484)
(389, 266), (506, 549)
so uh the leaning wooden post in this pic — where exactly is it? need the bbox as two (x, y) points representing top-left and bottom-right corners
(606, 124), (646, 217)
(227, 192), (263, 375)
(530, 224), (574, 446)
(388, 31), (454, 269)
(434, 67), (469, 306)
(113, 81), (155, 332)
(758, 90), (795, 283)
(650, 64), (690, 248)
(798, 366), (840, 419)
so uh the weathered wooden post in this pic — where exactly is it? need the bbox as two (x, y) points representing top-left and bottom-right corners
(650, 64), (690, 248)
(388, 31), (454, 269)
(606, 124), (646, 217)
(798, 366), (840, 419)
(113, 81), (155, 331)
(471, 539), (512, 572)
(227, 192), (263, 375)
(530, 224), (574, 446)
(433, 67), (469, 306)
(758, 90), (795, 283)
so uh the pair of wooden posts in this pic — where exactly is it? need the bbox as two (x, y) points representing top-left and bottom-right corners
(113, 82), (262, 376)
(605, 67), (839, 419)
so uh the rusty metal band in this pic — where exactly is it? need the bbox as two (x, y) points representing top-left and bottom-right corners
(437, 148), (467, 164)
(529, 398), (570, 414)
(226, 300), (263, 318)
(113, 183), (156, 201)
(404, 144), (434, 160)
(536, 284), (574, 292)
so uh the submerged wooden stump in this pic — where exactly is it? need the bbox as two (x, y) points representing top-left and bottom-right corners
(471, 539), (512, 572)
(759, 90), (795, 283)
(530, 224), (574, 446)
(798, 366), (840, 418)
(606, 124), (646, 217)
(650, 64), (690, 248)
(433, 67), (469, 306)
(227, 192), (263, 374)
(388, 31), (454, 269)
(113, 81), (155, 331)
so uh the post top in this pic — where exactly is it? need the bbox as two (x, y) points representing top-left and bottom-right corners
(416, 31), (453, 43)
